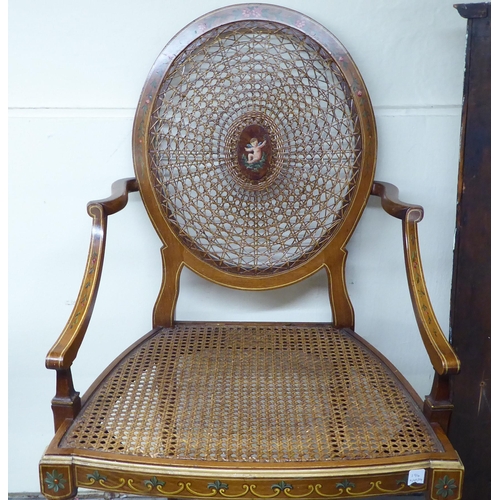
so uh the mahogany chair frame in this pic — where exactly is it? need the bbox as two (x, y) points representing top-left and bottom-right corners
(40, 5), (463, 500)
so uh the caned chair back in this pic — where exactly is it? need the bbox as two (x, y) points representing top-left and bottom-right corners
(133, 5), (377, 324)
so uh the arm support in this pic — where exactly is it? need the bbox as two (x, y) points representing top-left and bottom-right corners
(371, 181), (460, 376)
(46, 178), (139, 371)
(372, 181), (460, 433)
(46, 178), (138, 431)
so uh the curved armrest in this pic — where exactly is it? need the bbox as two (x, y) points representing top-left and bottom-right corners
(87, 177), (139, 215)
(371, 181), (460, 376)
(46, 178), (139, 370)
(371, 180), (424, 221)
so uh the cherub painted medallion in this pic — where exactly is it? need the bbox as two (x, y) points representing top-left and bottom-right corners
(237, 125), (271, 181)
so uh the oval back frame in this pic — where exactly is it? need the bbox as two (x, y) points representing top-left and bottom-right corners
(133, 4), (377, 308)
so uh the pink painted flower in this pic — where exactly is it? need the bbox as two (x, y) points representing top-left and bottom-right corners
(197, 22), (208, 33)
(295, 19), (305, 29)
(243, 7), (262, 18)
(357, 90), (363, 97)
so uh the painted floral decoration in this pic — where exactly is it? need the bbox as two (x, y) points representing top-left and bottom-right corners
(435, 475), (457, 498)
(145, 476), (166, 488)
(272, 481), (293, 492)
(336, 479), (355, 490)
(86, 471), (106, 482)
(242, 7), (262, 18)
(208, 480), (229, 492)
(45, 470), (66, 492)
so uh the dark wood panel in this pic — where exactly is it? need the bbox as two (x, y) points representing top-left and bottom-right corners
(449, 3), (491, 499)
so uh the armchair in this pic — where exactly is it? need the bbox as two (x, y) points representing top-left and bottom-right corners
(40, 5), (463, 499)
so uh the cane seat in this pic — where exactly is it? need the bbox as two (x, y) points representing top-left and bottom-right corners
(40, 4), (463, 500)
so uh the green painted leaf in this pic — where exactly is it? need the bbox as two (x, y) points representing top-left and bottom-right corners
(144, 476), (166, 488)
(336, 479), (355, 490)
(208, 480), (228, 492)
(272, 481), (292, 491)
(86, 471), (106, 482)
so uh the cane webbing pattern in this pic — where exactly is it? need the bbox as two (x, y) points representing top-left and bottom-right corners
(148, 22), (362, 275)
(61, 324), (442, 462)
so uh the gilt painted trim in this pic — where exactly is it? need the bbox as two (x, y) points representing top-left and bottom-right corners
(42, 455), (465, 479)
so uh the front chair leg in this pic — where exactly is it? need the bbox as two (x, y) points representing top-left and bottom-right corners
(40, 464), (77, 500)
(426, 469), (463, 499)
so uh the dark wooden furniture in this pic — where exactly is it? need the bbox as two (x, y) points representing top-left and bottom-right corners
(39, 5), (464, 499)
(448, 3), (491, 499)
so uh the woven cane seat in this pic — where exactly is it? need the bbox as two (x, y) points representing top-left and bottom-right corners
(61, 324), (442, 463)
(40, 5), (463, 500)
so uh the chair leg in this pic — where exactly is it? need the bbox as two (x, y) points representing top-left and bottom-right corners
(426, 469), (463, 500)
(40, 464), (77, 500)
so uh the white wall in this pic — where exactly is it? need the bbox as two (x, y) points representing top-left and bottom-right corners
(9, 0), (470, 493)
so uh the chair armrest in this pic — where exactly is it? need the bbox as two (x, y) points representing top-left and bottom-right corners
(87, 177), (139, 216)
(371, 180), (424, 221)
(371, 181), (460, 376)
(46, 178), (139, 370)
